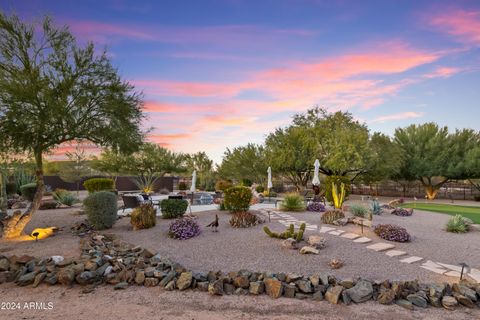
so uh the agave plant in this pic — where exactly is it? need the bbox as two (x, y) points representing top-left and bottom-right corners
(132, 175), (157, 194)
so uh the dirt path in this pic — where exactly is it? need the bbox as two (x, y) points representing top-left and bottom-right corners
(0, 283), (478, 320)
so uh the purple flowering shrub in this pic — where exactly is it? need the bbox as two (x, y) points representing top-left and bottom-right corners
(391, 208), (413, 216)
(168, 217), (201, 240)
(374, 224), (411, 242)
(307, 201), (326, 212)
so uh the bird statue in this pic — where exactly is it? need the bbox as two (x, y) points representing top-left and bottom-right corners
(206, 214), (219, 232)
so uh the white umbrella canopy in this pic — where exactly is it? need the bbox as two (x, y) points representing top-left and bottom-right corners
(267, 167), (273, 190)
(190, 170), (196, 192)
(312, 159), (320, 186)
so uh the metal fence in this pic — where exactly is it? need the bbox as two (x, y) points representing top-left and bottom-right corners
(350, 181), (480, 200)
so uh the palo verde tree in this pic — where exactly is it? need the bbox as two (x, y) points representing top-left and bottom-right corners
(59, 144), (92, 196)
(0, 13), (144, 238)
(393, 123), (480, 200)
(218, 143), (268, 186)
(184, 151), (215, 190)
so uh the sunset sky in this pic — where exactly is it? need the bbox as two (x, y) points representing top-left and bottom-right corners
(2, 0), (480, 163)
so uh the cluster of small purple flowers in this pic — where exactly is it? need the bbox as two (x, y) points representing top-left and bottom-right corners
(306, 201), (326, 212)
(391, 208), (413, 216)
(374, 224), (411, 242)
(168, 217), (201, 240)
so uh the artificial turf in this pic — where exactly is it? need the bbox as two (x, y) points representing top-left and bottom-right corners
(401, 203), (480, 224)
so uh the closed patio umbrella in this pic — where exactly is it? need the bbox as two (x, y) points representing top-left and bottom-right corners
(267, 167), (273, 190)
(190, 170), (196, 192)
(312, 159), (320, 186)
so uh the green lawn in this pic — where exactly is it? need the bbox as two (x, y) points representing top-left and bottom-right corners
(401, 203), (480, 224)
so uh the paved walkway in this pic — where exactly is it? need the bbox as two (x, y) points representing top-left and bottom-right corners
(261, 209), (480, 283)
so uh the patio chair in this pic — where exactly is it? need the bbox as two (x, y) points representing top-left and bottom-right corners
(121, 194), (145, 212)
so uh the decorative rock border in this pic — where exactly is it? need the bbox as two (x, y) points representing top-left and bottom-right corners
(0, 233), (479, 311)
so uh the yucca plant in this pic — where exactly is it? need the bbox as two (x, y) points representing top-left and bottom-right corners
(280, 193), (305, 212)
(332, 182), (346, 209)
(446, 214), (469, 233)
(132, 175), (157, 194)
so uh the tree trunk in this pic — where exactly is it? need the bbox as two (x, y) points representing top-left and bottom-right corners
(420, 177), (448, 201)
(424, 186), (439, 200)
(2, 152), (44, 239)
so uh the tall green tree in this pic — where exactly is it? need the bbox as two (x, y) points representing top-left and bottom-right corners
(90, 149), (128, 184)
(393, 124), (480, 200)
(0, 14), (144, 238)
(59, 145), (92, 195)
(123, 143), (185, 192)
(218, 143), (268, 185)
(184, 152), (214, 190)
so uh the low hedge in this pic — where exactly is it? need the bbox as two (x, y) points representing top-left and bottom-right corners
(161, 199), (189, 219)
(83, 178), (114, 193)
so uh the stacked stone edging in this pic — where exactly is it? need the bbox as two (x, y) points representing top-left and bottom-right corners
(0, 233), (479, 311)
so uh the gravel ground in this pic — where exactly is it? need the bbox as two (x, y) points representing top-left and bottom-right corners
(0, 283), (478, 320)
(1, 202), (478, 283)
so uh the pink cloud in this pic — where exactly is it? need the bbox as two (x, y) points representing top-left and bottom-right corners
(423, 66), (461, 78)
(370, 111), (424, 123)
(428, 9), (480, 45)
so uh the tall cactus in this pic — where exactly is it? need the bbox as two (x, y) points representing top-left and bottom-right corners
(332, 182), (346, 209)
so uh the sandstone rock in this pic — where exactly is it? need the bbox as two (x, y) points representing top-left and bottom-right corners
(17, 272), (36, 286)
(452, 284), (477, 302)
(114, 282), (128, 290)
(16, 255), (34, 264)
(325, 285), (343, 304)
(307, 235), (326, 249)
(339, 278), (355, 289)
(454, 294), (475, 308)
(57, 268), (75, 286)
(177, 272), (193, 291)
(377, 289), (396, 305)
(144, 277), (159, 287)
(285, 273), (302, 283)
(135, 271), (145, 285)
(0, 258), (10, 271)
(296, 280), (313, 293)
(396, 299), (414, 310)
(309, 275), (320, 287)
(249, 281), (264, 295)
(264, 278), (283, 298)
(442, 296), (458, 310)
(407, 293), (427, 308)
(234, 288), (248, 295)
(299, 246), (319, 255)
(208, 279), (224, 295)
(165, 280), (175, 291)
(282, 238), (297, 249)
(344, 280), (373, 303)
(233, 275), (250, 289)
(283, 283), (296, 298)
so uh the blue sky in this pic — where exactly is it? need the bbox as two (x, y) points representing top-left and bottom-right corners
(2, 0), (480, 162)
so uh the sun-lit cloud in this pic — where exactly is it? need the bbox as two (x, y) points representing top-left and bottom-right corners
(370, 111), (424, 123)
(428, 9), (480, 46)
(423, 66), (461, 78)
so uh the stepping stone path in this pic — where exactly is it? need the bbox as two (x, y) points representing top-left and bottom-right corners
(341, 233), (360, 240)
(268, 210), (480, 284)
(353, 237), (372, 244)
(385, 250), (407, 257)
(400, 256), (423, 264)
(366, 243), (396, 252)
(328, 230), (345, 236)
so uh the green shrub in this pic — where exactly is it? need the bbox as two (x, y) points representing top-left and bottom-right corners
(39, 200), (58, 210)
(215, 180), (233, 192)
(83, 178), (114, 193)
(350, 204), (369, 217)
(178, 182), (187, 191)
(446, 214), (470, 233)
(131, 203), (156, 230)
(223, 186), (252, 213)
(280, 193), (305, 212)
(255, 185), (265, 193)
(20, 183), (37, 201)
(325, 176), (350, 203)
(241, 179), (252, 187)
(52, 189), (77, 207)
(321, 210), (345, 224)
(218, 201), (226, 211)
(6, 182), (17, 195)
(161, 199), (188, 219)
(83, 191), (118, 230)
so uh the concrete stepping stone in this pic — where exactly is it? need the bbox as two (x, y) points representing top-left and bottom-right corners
(328, 230), (345, 236)
(385, 250), (407, 257)
(366, 243), (396, 252)
(467, 270), (480, 283)
(400, 256), (423, 264)
(353, 237), (372, 243)
(437, 263), (463, 272)
(420, 265), (446, 275)
(423, 260), (443, 269)
(341, 233), (360, 240)
(319, 226), (336, 233)
(444, 270), (461, 278)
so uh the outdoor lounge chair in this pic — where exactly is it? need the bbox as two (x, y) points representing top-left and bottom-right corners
(121, 194), (145, 212)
